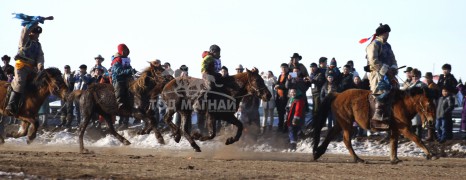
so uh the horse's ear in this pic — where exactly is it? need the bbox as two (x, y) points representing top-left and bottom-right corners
(246, 68), (251, 73)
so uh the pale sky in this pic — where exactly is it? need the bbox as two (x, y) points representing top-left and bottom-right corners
(1, 0), (465, 81)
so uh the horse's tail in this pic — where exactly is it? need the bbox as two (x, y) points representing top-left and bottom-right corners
(67, 90), (83, 102)
(310, 92), (337, 153)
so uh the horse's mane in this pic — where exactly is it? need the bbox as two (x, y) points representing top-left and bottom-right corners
(394, 86), (432, 100)
(31, 67), (62, 91)
(130, 66), (154, 93)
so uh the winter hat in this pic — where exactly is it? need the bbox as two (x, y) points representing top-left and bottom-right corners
(376, 23), (391, 36)
(202, 51), (209, 58)
(330, 58), (337, 67)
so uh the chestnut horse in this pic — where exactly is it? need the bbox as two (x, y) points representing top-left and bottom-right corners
(0, 68), (68, 143)
(311, 87), (436, 163)
(67, 64), (173, 153)
(161, 69), (271, 152)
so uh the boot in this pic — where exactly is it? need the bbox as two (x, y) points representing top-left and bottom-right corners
(371, 98), (390, 130)
(290, 142), (297, 151)
(5, 91), (22, 116)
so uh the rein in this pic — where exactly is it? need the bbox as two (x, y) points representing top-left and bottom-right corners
(407, 91), (431, 128)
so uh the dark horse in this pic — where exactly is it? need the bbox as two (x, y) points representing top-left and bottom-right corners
(67, 63), (173, 153)
(161, 69), (271, 152)
(311, 87), (436, 163)
(0, 68), (68, 143)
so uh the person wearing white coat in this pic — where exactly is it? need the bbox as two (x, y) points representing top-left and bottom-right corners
(261, 71), (277, 133)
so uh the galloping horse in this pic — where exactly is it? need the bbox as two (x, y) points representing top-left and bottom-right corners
(0, 68), (68, 143)
(161, 69), (271, 152)
(67, 63), (173, 153)
(311, 86), (436, 163)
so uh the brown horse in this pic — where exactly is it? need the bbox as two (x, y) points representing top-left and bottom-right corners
(67, 64), (173, 153)
(311, 86), (436, 163)
(161, 69), (271, 152)
(0, 68), (68, 143)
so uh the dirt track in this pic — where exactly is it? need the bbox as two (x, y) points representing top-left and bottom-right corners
(0, 143), (465, 179)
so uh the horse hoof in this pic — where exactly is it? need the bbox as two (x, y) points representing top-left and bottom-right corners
(355, 158), (366, 163)
(225, 137), (235, 145)
(80, 148), (91, 154)
(191, 132), (201, 140)
(426, 154), (433, 160)
(390, 159), (402, 164)
(174, 135), (181, 143)
(123, 140), (131, 146)
(157, 138), (165, 145)
(194, 148), (201, 152)
(313, 152), (322, 161)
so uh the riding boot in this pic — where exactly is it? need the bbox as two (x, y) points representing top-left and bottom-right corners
(5, 91), (22, 116)
(371, 96), (390, 130)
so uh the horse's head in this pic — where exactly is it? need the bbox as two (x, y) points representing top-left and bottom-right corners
(245, 68), (272, 101)
(409, 86), (436, 129)
(35, 67), (68, 100)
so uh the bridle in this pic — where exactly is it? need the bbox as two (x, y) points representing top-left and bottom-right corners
(408, 91), (433, 128)
(233, 73), (266, 99)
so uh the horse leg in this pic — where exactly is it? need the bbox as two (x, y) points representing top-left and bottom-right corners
(223, 113), (243, 145)
(399, 127), (433, 160)
(163, 109), (181, 143)
(389, 129), (401, 164)
(199, 112), (217, 141)
(181, 113), (201, 152)
(26, 120), (40, 144)
(313, 124), (342, 161)
(8, 121), (29, 138)
(103, 113), (131, 146)
(341, 125), (365, 163)
(147, 112), (165, 145)
(79, 111), (92, 154)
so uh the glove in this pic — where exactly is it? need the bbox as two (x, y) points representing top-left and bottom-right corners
(379, 64), (389, 76)
(292, 117), (299, 126)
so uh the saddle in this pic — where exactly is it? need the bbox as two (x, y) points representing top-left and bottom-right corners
(368, 95), (391, 131)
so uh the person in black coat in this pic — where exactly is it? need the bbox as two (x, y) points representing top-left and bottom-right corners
(438, 63), (458, 95)
(274, 63), (289, 132)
